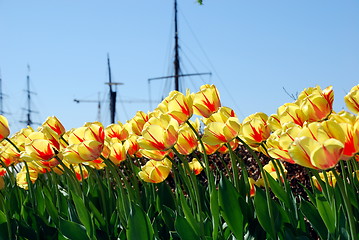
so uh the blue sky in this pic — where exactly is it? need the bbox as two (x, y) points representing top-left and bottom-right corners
(0, 1), (358, 134)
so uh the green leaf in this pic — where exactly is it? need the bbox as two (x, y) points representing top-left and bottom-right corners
(72, 193), (94, 238)
(175, 214), (199, 240)
(0, 210), (8, 240)
(253, 187), (275, 238)
(59, 217), (90, 240)
(300, 199), (328, 239)
(210, 188), (219, 240)
(178, 190), (200, 235)
(218, 175), (244, 240)
(266, 172), (290, 207)
(316, 195), (336, 233)
(156, 182), (176, 211)
(126, 204), (154, 240)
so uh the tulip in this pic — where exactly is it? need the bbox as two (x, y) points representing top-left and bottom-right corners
(0, 167), (6, 176)
(128, 111), (150, 135)
(105, 122), (129, 142)
(0, 141), (21, 166)
(42, 116), (66, 136)
(20, 132), (57, 162)
(266, 123), (301, 164)
(16, 165), (38, 190)
(124, 134), (141, 157)
(288, 136), (344, 169)
(248, 177), (256, 197)
(276, 103), (307, 127)
(140, 149), (172, 161)
(138, 159), (172, 183)
(197, 141), (221, 155)
(63, 140), (103, 164)
(312, 171), (337, 192)
(175, 123), (198, 155)
(297, 85), (334, 122)
(193, 84), (221, 118)
(202, 106), (237, 125)
(165, 90), (193, 125)
(73, 165), (89, 182)
(187, 158), (203, 175)
(203, 117), (241, 145)
(138, 114), (179, 151)
(240, 112), (270, 148)
(267, 114), (282, 132)
(107, 139), (127, 165)
(344, 85), (359, 114)
(0, 115), (10, 141)
(217, 139), (240, 154)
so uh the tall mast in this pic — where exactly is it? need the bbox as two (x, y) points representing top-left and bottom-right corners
(108, 54), (116, 124)
(20, 65), (38, 127)
(174, 0), (180, 91)
(105, 54), (123, 124)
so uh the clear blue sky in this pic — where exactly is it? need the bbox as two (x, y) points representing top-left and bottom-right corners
(1, 1), (358, 134)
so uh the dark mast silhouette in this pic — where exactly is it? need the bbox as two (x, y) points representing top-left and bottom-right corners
(20, 66), (39, 127)
(148, 0), (211, 95)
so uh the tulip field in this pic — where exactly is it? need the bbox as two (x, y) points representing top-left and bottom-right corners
(0, 84), (359, 239)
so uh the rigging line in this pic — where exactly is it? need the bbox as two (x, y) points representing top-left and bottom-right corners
(179, 38), (211, 72)
(179, 48), (207, 85)
(179, 8), (244, 118)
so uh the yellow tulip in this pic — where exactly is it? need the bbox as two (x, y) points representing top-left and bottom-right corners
(175, 123), (198, 155)
(42, 116), (66, 136)
(138, 159), (172, 183)
(248, 177), (256, 197)
(187, 158), (203, 175)
(289, 136), (344, 170)
(297, 85), (334, 122)
(0, 140), (21, 166)
(165, 90), (194, 125)
(124, 134), (141, 157)
(197, 141), (221, 155)
(138, 114), (179, 151)
(193, 84), (221, 118)
(0, 167), (6, 176)
(202, 106), (237, 125)
(267, 114), (282, 132)
(20, 137), (56, 162)
(0, 115), (10, 141)
(312, 171), (337, 192)
(344, 85), (359, 114)
(203, 117), (241, 145)
(240, 112), (270, 148)
(217, 139), (240, 154)
(266, 124), (301, 163)
(276, 103), (307, 127)
(105, 122), (129, 142)
(16, 166), (38, 190)
(107, 139), (127, 165)
(63, 140), (103, 164)
(128, 111), (150, 135)
(73, 165), (89, 182)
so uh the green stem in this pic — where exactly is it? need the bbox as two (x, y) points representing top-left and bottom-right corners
(238, 138), (277, 239)
(331, 169), (357, 239)
(172, 147), (203, 229)
(186, 120), (214, 192)
(226, 143), (241, 191)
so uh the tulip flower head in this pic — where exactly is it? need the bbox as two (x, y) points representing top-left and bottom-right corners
(240, 112), (270, 148)
(344, 85), (359, 114)
(0, 115), (10, 141)
(0, 167), (6, 176)
(187, 158), (203, 175)
(193, 84), (221, 118)
(105, 122), (129, 142)
(297, 85), (334, 122)
(312, 171), (337, 192)
(42, 116), (66, 136)
(164, 90), (194, 125)
(138, 159), (172, 183)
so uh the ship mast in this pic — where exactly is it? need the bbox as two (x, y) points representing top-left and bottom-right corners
(105, 54), (123, 124)
(174, 0), (180, 91)
(148, 0), (211, 97)
(20, 65), (39, 127)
